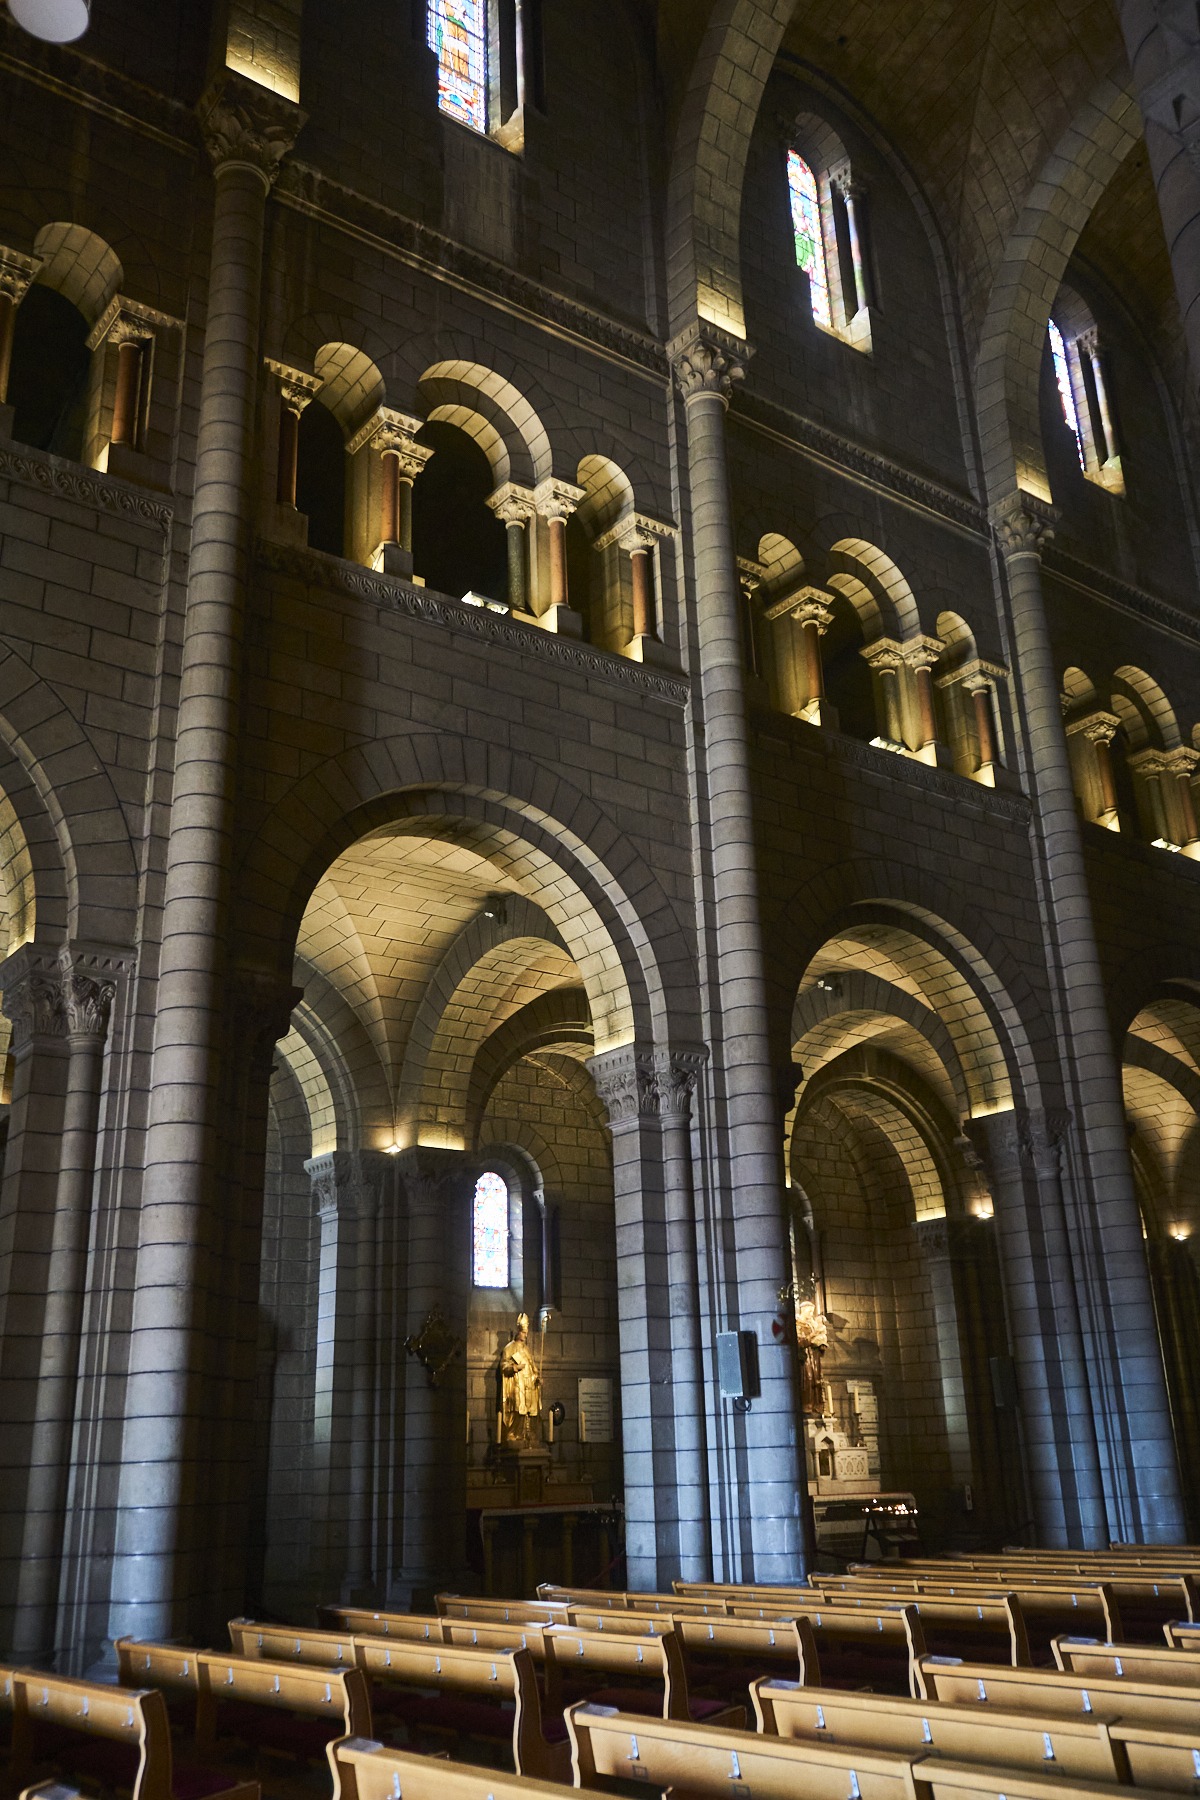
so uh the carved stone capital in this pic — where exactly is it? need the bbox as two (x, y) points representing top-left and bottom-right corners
(86, 295), (178, 355)
(667, 321), (752, 407)
(533, 477), (585, 523)
(592, 512), (676, 555)
(973, 1107), (1071, 1181)
(197, 72), (305, 186)
(265, 358), (321, 415)
(486, 481), (539, 527)
(859, 635), (907, 674)
(0, 948), (66, 1050)
(588, 1044), (709, 1128)
(1064, 708), (1120, 746)
(936, 655), (1008, 694)
(232, 975), (302, 1078)
(1127, 747), (1174, 778)
(0, 247), (39, 307)
(1165, 746), (1200, 778)
(990, 491), (1057, 560)
(347, 405), (430, 469)
(901, 633), (946, 672)
(305, 1147), (393, 1220)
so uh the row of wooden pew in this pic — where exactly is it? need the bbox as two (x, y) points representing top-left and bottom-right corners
(8, 1545), (1200, 1800)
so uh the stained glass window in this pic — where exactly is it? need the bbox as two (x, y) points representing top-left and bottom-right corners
(1049, 320), (1084, 470)
(472, 1170), (509, 1288)
(429, 0), (488, 135)
(787, 150), (831, 328)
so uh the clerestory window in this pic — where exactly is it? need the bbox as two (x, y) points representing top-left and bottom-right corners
(1047, 311), (1124, 496)
(472, 1168), (511, 1288)
(428, 0), (538, 147)
(786, 136), (872, 350)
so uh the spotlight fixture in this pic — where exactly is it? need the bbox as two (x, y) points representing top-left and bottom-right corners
(815, 976), (841, 997)
(481, 894), (508, 925)
(9, 0), (91, 43)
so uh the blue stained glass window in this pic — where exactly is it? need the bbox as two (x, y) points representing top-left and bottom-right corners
(787, 150), (831, 328)
(472, 1170), (509, 1288)
(429, 0), (488, 134)
(1049, 320), (1085, 470)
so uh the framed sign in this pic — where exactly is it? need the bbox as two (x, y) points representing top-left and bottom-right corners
(577, 1376), (614, 1443)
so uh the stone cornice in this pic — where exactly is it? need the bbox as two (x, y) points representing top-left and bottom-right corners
(257, 540), (690, 707)
(1042, 545), (1200, 649)
(0, 27), (197, 157)
(0, 443), (173, 533)
(274, 162), (669, 381)
(734, 392), (989, 538)
(755, 709), (1032, 824)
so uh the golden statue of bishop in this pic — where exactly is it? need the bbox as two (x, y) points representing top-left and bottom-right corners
(500, 1311), (542, 1447)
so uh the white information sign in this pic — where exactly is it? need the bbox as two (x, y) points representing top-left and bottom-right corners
(577, 1376), (614, 1443)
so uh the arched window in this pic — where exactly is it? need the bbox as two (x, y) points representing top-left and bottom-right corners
(1047, 304), (1124, 495)
(472, 1169), (510, 1288)
(787, 150), (832, 329)
(428, 0), (536, 144)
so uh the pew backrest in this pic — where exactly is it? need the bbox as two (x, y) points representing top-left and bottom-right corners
(1051, 1635), (1200, 1686)
(751, 1678), (1122, 1783)
(318, 1607), (444, 1643)
(327, 1735), (581, 1800)
(229, 1620), (356, 1668)
(434, 1595), (568, 1627)
(1107, 1720), (1200, 1792)
(1, 1666), (173, 1800)
(543, 1624), (685, 1718)
(196, 1653), (372, 1744)
(1166, 1620), (1200, 1651)
(918, 1655), (1200, 1727)
(566, 1702), (924, 1800)
(349, 1637), (558, 1781)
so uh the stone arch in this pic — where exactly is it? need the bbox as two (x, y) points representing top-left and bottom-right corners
(974, 74), (1141, 502)
(416, 361), (554, 487)
(826, 539), (922, 641)
(665, 0), (797, 336)
(576, 455), (634, 537)
(31, 222), (123, 325)
(276, 1023), (337, 1159)
(792, 969), (969, 1120)
(312, 342), (386, 438)
(1111, 665), (1181, 750)
(466, 987), (593, 1144)
(234, 731), (696, 1058)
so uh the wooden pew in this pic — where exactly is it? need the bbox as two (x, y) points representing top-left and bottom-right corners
(222, 1622), (562, 1783)
(0, 1663), (258, 1800)
(918, 1654), (1200, 1727)
(903, 1759), (1179, 1800)
(318, 1607), (444, 1642)
(565, 1701), (922, 1799)
(327, 1736), (574, 1800)
(1166, 1620), (1200, 1650)
(539, 1587), (731, 1617)
(1051, 1636), (1200, 1686)
(542, 1625), (744, 1729)
(115, 1640), (370, 1766)
(1106, 1721), (1200, 1792)
(350, 1635), (566, 1781)
(752, 1678), (1124, 1783)
(434, 1595), (568, 1628)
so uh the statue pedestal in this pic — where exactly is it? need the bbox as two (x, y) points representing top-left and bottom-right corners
(499, 1445), (551, 1506)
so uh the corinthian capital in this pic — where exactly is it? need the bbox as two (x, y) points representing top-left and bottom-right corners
(667, 320), (752, 407)
(197, 72), (305, 185)
(990, 491), (1057, 560)
(0, 948), (66, 1049)
(0, 247), (38, 306)
(588, 1044), (708, 1128)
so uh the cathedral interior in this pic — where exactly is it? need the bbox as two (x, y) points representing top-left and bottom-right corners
(1, 0), (1200, 1687)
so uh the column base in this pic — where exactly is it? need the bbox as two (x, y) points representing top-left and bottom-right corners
(796, 697), (837, 728)
(263, 502), (310, 548)
(372, 540), (414, 579)
(545, 603), (583, 638)
(915, 739), (954, 769)
(627, 632), (675, 669)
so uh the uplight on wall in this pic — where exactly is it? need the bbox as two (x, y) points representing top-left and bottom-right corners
(9, 0), (90, 42)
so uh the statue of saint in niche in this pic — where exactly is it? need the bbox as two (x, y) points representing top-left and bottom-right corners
(795, 1299), (829, 1416)
(500, 1311), (543, 1447)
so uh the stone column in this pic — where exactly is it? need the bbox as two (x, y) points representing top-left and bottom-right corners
(0, 249), (37, 425)
(533, 477), (585, 636)
(668, 320), (803, 1582)
(1168, 748), (1200, 856)
(108, 72), (304, 1644)
(1114, 0), (1200, 392)
(1066, 710), (1122, 828)
(347, 406), (431, 580)
(394, 1148), (470, 1603)
(762, 586), (833, 723)
(594, 513), (675, 662)
(860, 637), (907, 750)
(265, 362), (320, 509)
(590, 1045), (711, 1585)
(992, 491), (1183, 1540)
(974, 1109), (1107, 1545)
(1128, 748), (1177, 847)
(12, 951), (123, 1661)
(911, 1217), (974, 1503)
(486, 482), (538, 611)
(831, 167), (871, 318)
(902, 635), (948, 766)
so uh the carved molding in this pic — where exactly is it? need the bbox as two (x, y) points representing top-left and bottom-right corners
(1043, 545), (1200, 651)
(487, 481), (539, 527)
(592, 512), (677, 555)
(0, 29), (197, 157)
(990, 491), (1058, 559)
(86, 293), (181, 354)
(197, 72), (305, 184)
(0, 443), (173, 531)
(0, 246), (38, 305)
(257, 539), (690, 707)
(587, 1044), (709, 1128)
(346, 404), (430, 464)
(668, 321), (751, 406)
(534, 476), (586, 523)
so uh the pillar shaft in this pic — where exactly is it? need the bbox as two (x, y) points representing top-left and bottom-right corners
(111, 340), (143, 448)
(971, 685), (997, 769)
(0, 291), (16, 407)
(801, 620), (824, 704)
(547, 515), (568, 607)
(670, 324), (803, 1582)
(276, 401), (300, 506)
(993, 495), (1183, 1541)
(13, 965), (117, 1661)
(1094, 735), (1119, 817)
(915, 664), (937, 750)
(631, 548), (655, 640)
(506, 520), (526, 610)
(108, 79), (301, 1642)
